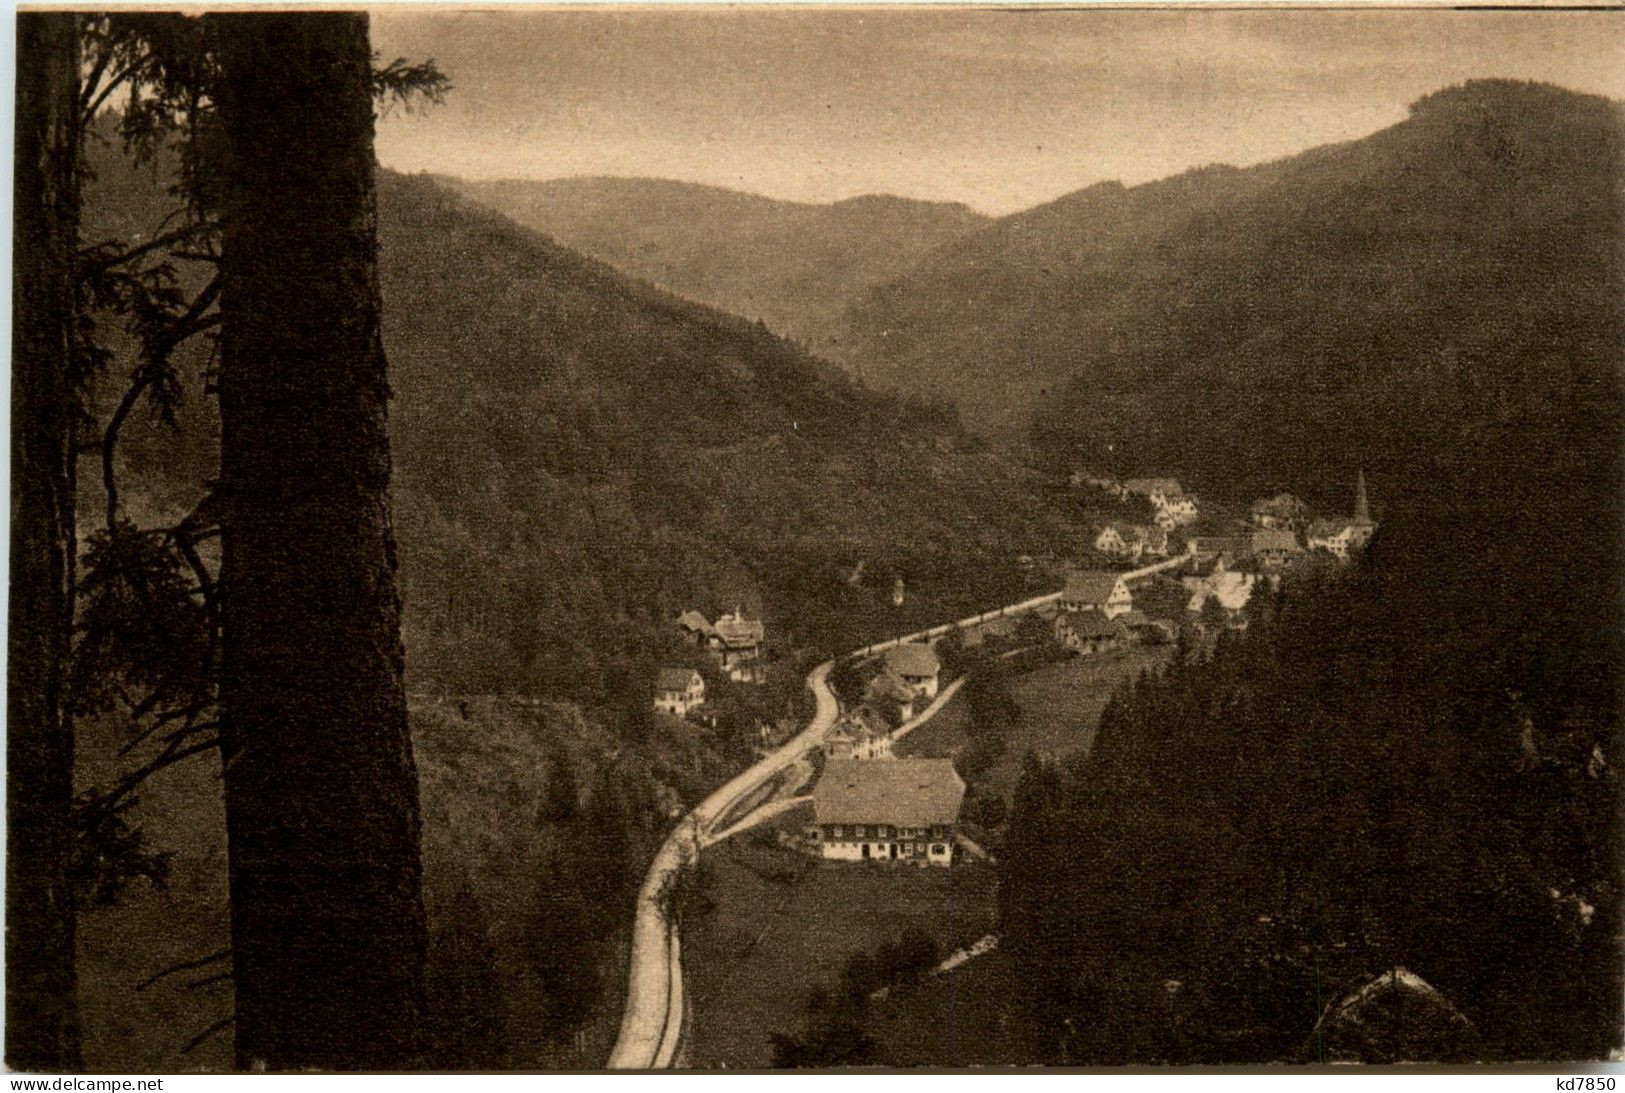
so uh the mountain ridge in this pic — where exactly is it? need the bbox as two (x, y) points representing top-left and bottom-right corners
(439, 173), (990, 344)
(826, 78), (1622, 505)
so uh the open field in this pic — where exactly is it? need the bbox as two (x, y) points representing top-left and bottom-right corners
(897, 645), (1173, 799)
(888, 688), (971, 758)
(682, 837), (997, 1068)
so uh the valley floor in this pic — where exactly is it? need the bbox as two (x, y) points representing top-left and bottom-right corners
(682, 830), (997, 1068)
(684, 641), (1169, 1067)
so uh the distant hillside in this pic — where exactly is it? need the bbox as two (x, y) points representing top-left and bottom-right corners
(441, 175), (987, 344)
(831, 80), (1623, 504)
(85, 145), (1113, 711)
(377, 172), (1092, 700)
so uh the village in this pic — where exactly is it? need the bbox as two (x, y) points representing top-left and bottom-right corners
(619, 468), (1383, 1066)
(611, 467), (1397, 1058)
(650, 469), (1379, 871)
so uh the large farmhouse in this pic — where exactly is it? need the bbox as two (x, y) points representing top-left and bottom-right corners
(712, 608), (766, 682)
(1250, 528), (1303, 571)
(809, 758), (965, 866)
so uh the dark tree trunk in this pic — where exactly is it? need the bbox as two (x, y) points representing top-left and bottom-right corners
(8, 12), (83, 1072)
(212, 13), (426, 1070)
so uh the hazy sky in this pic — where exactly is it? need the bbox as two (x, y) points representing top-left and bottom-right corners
(372, 7), (1624, 216)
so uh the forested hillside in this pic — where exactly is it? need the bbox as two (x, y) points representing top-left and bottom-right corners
(834, 80), (1622, 507)
(90, 149), (1109, 710)
(376, 173), (1108, 702)
(443, 175), (987, 345)
(77, 134), (1120, 1069)
(1000, 312), (1622, 1062)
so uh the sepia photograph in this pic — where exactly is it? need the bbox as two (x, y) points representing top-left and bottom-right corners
(7, 1), (1623, 1076)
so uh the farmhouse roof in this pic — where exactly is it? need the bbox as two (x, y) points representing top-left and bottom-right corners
(1063, 571), (1126, 606)
(884, 642), (940, 678)
(713, 610), (764, 647)
(814, 758), (966, 828)
(1251, 528), (1302, 553)
(1191, 535), (1249, 557)
(656, 667), (701, 692)
(864, 671), (916, 706)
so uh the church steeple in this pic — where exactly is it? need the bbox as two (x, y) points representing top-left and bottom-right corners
(1352, 468), (1372, 527)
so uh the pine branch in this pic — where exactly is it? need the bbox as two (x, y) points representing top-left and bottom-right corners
(81, 54), (146, 128)
(77, 221), (216, 278)
(133, 947), (230, 992)
(80, 730), (220, 829)
(101, 273), (221, 532)
(181, 1015), (233, 1056)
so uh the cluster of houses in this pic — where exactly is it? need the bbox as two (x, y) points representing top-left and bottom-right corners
(1075, 474), (1202, 530)
(823, 642), (943, 761)
(652, 606), (768, 717)
(1052, 569), (1178, 654)
(1238, 471), (1378, 565)
(1088, 471), (1377, 575)
(809, 642), (961, 866)
(686, 473), (1381, 870)
(1093, 521), (1172, 562)
(674, 607), (766, 683)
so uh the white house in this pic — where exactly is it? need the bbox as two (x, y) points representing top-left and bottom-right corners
(823, 707), (893, 761)
(808, 758), (965, 866)
(884, 642), (941, 700)
(1123, 477), (1184, 509)
(653, 667), (705, 717)
(1307, 519), (1356, 559)
(1060, 570), (1133, 619)
(1160, 494), (1200, 526)
(1124, 477), (1199, 527)
(1095, 522), (1166, 561)
(1094, 523), (1138, 559)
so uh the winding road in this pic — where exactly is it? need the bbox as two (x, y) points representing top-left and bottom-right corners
(605, 566), (1187, 1068)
